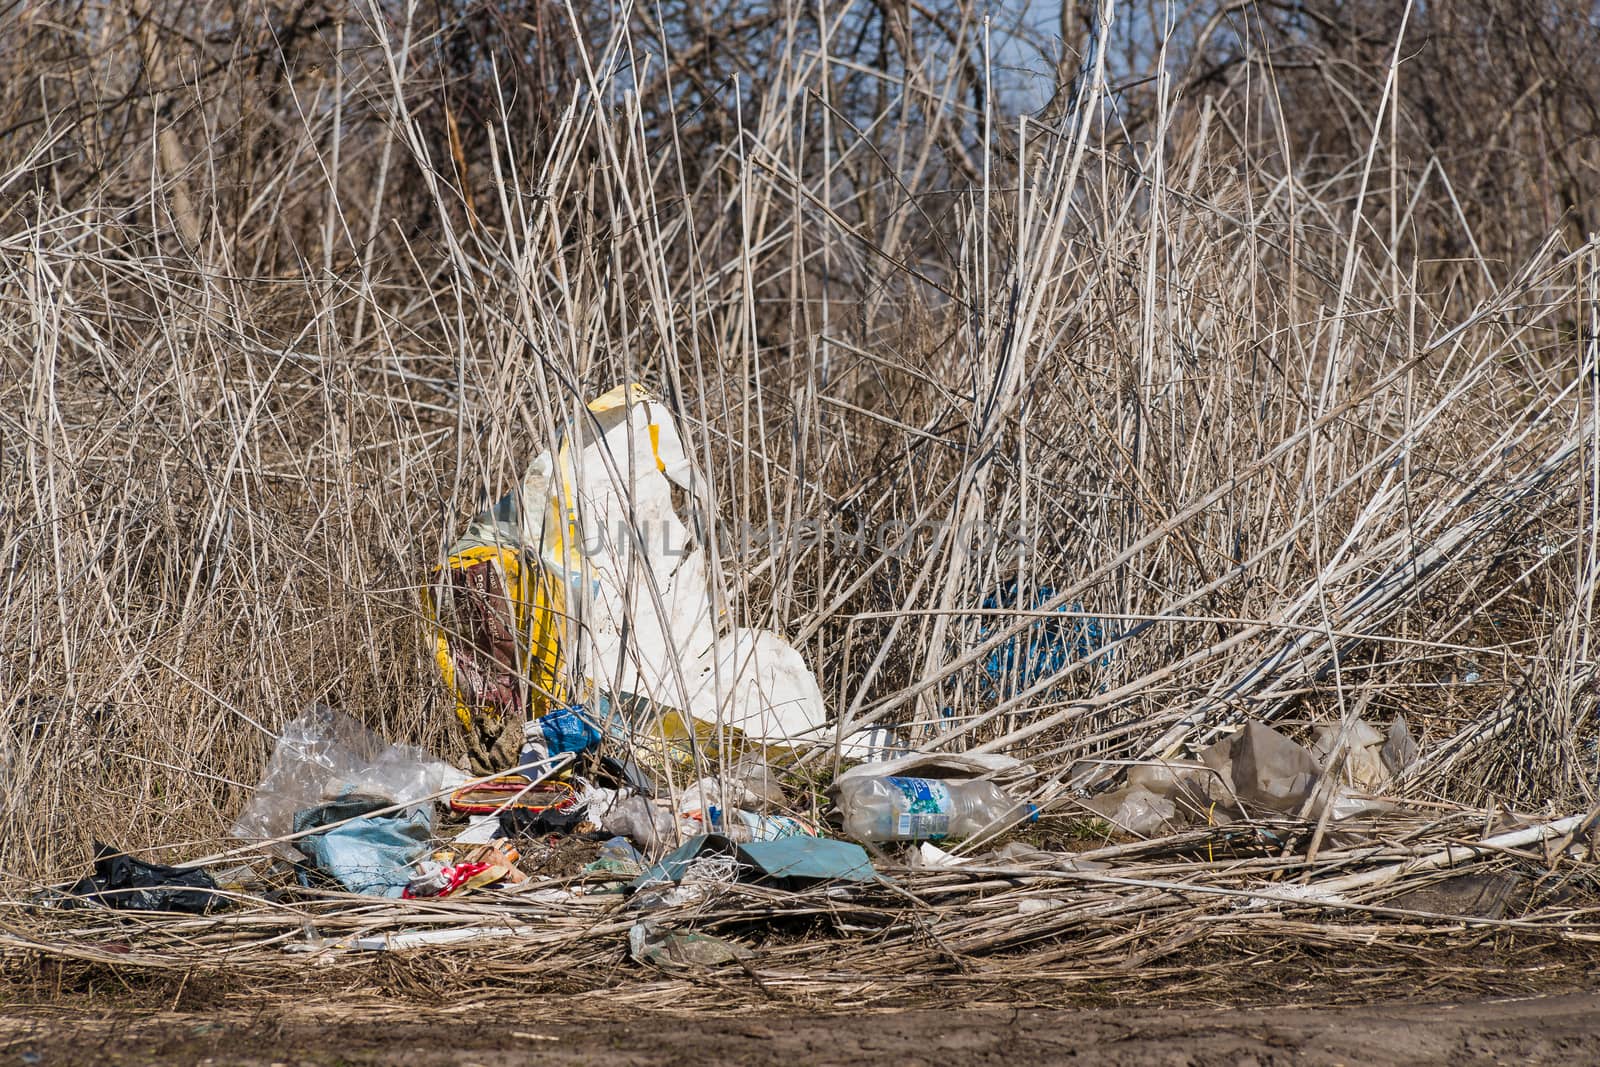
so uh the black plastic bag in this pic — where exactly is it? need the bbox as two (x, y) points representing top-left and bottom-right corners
(70, 842), (226, 913)
(499, 805), (589, 837)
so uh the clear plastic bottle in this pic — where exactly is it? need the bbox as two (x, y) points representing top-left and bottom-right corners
(834, 776), (1037, 843)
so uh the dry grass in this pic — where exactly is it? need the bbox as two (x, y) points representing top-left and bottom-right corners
(5, 807), (1600, 1010)
(3, 0), (1600, 994)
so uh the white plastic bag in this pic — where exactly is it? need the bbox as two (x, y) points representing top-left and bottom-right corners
(1083, 785), (1179, 837)
(525, 385), (828, 746)
(1310, 718), (1388, 791)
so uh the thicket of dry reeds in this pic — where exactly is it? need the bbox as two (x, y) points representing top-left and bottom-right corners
(5, 0), (1600, 992)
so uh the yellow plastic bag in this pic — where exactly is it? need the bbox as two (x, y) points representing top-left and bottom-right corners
(423, 545), (565, 775)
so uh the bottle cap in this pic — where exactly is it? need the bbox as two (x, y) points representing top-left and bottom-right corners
(1026, 803), (1040, 823)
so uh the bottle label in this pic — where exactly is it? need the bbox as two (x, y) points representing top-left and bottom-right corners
(897, 812), (951, 838)
(886, 777), (953, 840)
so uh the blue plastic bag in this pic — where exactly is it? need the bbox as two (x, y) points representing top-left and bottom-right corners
(539, 704), (604, 755)
(293, 794), (433, 898)
(976, 582), (1112, 700)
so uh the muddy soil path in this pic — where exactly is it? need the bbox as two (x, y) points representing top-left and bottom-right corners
(4, 992), (1600, 1066)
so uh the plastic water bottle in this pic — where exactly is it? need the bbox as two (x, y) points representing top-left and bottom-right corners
(834, 776), (1037, 843)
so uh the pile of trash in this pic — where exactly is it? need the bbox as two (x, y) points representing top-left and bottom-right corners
(60, 693), (1440, 960)
(56, 386), (1062, 951)
(58, 691), (1073, 972)
(29, 383), (1600, 1005)
(54, 385), (1575, 980)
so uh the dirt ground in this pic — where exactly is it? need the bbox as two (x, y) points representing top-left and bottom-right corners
(4, 991), (1600, 1066)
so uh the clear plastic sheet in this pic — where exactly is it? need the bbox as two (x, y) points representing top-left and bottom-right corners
(230, 704), (465, 858)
